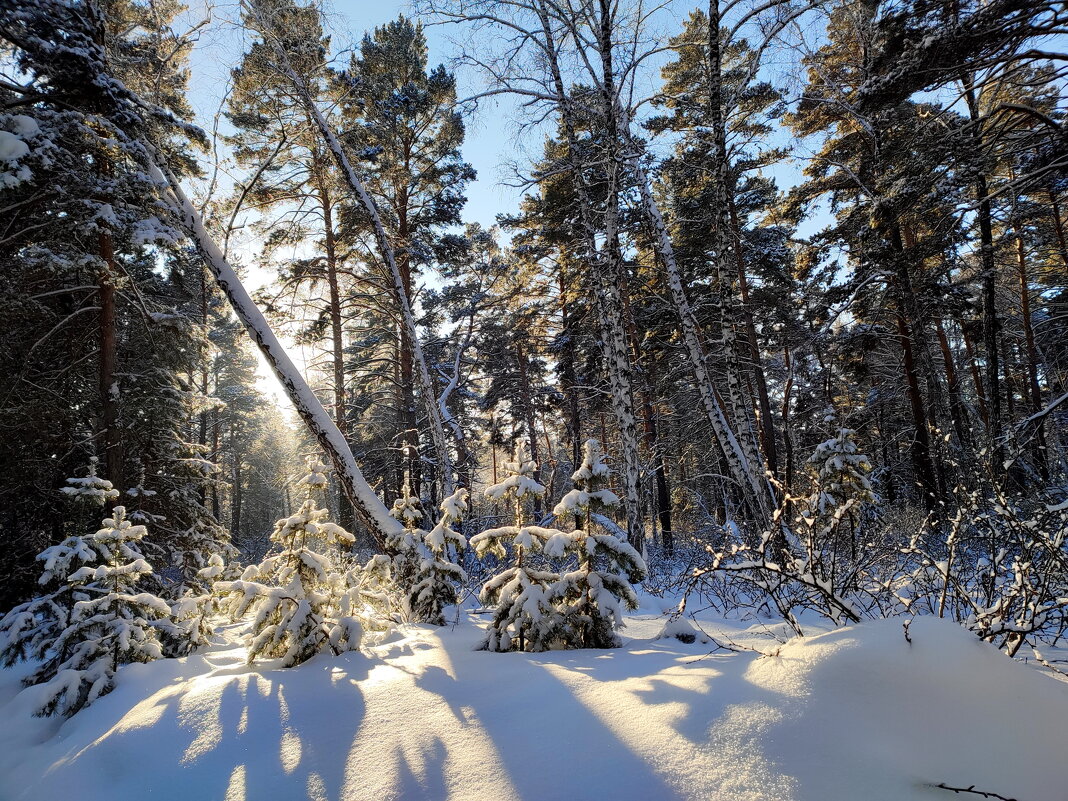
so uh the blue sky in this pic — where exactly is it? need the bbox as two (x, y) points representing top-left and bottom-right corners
(185, 0), (528, 232)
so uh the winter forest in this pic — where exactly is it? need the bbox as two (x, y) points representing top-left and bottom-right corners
(1, 0), (1067, 798)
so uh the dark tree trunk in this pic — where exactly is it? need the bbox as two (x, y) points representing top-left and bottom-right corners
(98, 231), (121, 494)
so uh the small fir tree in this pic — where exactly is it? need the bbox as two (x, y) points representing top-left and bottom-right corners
(59, 457), (120, 507)
(164, 554), (246, 656)
(470, 442), (568, 651)
(386, 481), (425, 602)
(217, 457), (362, 666)
(409, 488), (469, 625)
(550, 439), (647, 648)
(0, 506), (171, 717)
(802, 427), (875, 565)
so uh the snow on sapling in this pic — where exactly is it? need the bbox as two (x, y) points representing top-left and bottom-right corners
(1, 462), (124, 674)
(164, 553), (245, 655)
(470, 442), (567, 652)
(59, 457), (120, 507)
(803, 428), (875, 561)
(385, 481), (425, 611)
(549, 439), (647, 648)
(0, 507), (172, 717)
(217, 457), (363, 666)
(341, 554), (404, 638)
(409, 489), (469, 625)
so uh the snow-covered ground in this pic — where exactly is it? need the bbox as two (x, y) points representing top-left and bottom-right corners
(3, 601), (1067, 801)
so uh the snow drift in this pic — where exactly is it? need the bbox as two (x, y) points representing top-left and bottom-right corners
(1, 614), (1065, 801)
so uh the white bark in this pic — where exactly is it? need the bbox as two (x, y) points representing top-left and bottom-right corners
(147, 152), (403, 549)
(245, 0), (457, 494)
(616, 105), (774, 527)
(534, 0), (644, 548)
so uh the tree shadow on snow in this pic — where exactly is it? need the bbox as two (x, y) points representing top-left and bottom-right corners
(413, 652), (683, 800)
(38, 652), (372, 801)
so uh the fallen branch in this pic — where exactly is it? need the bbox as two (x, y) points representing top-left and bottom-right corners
(931, 782), (1019, 801)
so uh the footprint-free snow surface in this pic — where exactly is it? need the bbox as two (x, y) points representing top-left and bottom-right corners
(2, 609), (1067, 801)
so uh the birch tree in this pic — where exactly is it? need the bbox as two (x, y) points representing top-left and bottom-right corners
(241, 0), (459, 498)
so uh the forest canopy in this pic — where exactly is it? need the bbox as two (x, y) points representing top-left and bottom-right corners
(0, 0), (1066, 675)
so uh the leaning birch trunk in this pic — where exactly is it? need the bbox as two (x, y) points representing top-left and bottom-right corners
(148, 153), (402, 550)
(616, 103), (774, 529)
(245, 0), (456, 495)
(705, 0), (771, 510)
(533, 0), (644, 549)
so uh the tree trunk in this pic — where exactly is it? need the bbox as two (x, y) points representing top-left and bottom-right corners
(320, 183), (356, 530)
(707, 0), (770, 507)
(963, 79), (1004, 474)
(619, 272), (673, 554)
(728, 196), (779, 478)
(961, 321), (990, 428)
(892, 277), (940, 508)
(515, 340), (543, 518)
(614, 97), (773, 530)
(1015, 227), (1047, 477)
(231, 444), (243, 540)
(935, 318), (972, 449)
(530, 0), (644, 548)
(98, 231), (121, 494)
(153, 154), (402, 549)
(559, 272), (582, 470)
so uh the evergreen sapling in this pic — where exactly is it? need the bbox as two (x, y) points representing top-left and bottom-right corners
(0, 506), (171, 717)
(409, 488), (469, 625)
(550, 439), (647, 648)
(217, 457), (363, 666)
(470, 442), (567, 651)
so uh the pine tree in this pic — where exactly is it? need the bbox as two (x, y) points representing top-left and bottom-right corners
(0, 506), (171, 717)
(0, 0), (239, 608)
(217, 457), (362, 666)
(339, 15), (475, 498)
(549, 439), (647, 648)
(470, 442), (568, 651)
(800, 428), (875, 569)
(409, 488), (469, 625)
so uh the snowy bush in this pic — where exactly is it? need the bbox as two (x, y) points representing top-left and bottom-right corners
(162, 554), (245, 656)
(898, 484), (1068, 656)
(0, 507), (172, 716)
(384, 484), (426, 613)
(380, 482), (470, 625)
(690, 430), (881, 633)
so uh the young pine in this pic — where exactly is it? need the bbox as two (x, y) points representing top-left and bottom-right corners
(0, 506), (171, 716)
(470, 442), (568, 651)
(217, 457), (362, 666)
(550, 439), (647, 648)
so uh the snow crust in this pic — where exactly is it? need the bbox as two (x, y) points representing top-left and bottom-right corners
(1, 614), (1065, 800)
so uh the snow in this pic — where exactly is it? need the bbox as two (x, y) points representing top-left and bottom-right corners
(1, 612), (1066, 801)
(0, 130), (29, 162)
(0, 123), (32, 189)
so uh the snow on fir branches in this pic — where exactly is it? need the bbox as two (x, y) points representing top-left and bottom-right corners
(387, 482), (470, 625)
(471, 441), (566, 652)
(549, 440), (647, 648)
(0, 506), (173, 717)
(58, 457), (119, 507)
(217, 457), (364, 666)
(472, 440), (646, 651)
